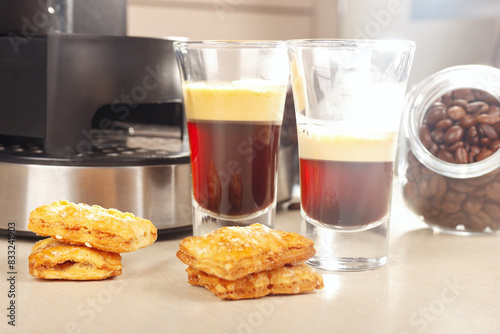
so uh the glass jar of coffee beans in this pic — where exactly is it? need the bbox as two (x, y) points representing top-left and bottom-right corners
(399, 65), (500, 234)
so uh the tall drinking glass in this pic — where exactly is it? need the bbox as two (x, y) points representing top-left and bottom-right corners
(287, 39), (415, 271)
(174, 41), (289, 236)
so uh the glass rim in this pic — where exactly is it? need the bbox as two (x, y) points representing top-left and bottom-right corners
(286, 38), (415, 51)
(173, 40), (286, 50)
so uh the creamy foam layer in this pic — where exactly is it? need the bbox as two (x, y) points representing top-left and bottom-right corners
(183, 81), (286, 122)
(298, 123), (398, 162)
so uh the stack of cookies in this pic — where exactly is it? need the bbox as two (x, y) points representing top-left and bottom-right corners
(177, 224), (323, 300)
(27, 200), (157, 280)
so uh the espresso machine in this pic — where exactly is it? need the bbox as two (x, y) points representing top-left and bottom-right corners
(0, 0), (192, 235)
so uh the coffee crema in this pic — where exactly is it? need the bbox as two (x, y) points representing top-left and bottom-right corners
(183, 81), (286, 122)
(298, 123), (397, 162)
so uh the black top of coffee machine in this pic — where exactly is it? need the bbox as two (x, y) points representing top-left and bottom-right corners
(0, 0), (189, 166)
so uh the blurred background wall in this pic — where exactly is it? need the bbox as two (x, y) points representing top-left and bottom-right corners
(128, 0), (500, 86)
(128, 0), (336, 40)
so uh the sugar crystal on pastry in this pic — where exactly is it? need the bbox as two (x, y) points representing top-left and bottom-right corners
(28, 200), (157, 253)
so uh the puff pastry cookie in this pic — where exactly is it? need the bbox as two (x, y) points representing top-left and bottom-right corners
(28, 201), (157, 253)
(29, 238), (122, 280)
(177, 224), (316, 280)
(187, 263), (324, 300)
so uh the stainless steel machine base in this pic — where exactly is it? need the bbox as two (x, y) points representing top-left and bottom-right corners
(0, 134), (193, 235)
(0, 160), (192, 235)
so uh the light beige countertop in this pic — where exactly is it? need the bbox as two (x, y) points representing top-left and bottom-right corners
(2, 187), (500, 334)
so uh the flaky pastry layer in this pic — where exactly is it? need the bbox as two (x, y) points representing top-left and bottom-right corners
(177, 224), (316, 280)
(187, 263), (324, 300)
(28, 200), (157, 253)
(29, 238), (122, 280)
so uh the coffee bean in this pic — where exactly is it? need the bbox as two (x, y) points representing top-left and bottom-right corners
(429, 206), (441, 217)
(435, 118), (453, 130)
(430, 174), (447, 198)
(489, 139), (500, 152)
(444, 191), (467, 202)
(469, 145), (481, 162)
(419, 126), (433, 149)
(483, 202), (500, 218)
(470, 145), (481, 155)
(425, 211), (445, 227)
(478, 123), (499, 140)
(448, 181), (476, 193)
(425, 103), (447, 125)
(476, 149), (493, 162)
(489, 219), (500, 231)
(489, 105), (500, 117)
(455, 147), (468, 164)
(445, 141), (464, 153)
(461, 115), (476, 128)
(444, 125), (464, 144)
(432, 198), (444, 210)
(486, 182), (500, 201)
(462, 197), (484, 215)
(441, 200), (461, 213)
(470, 188), (486, 197)
(430, 130), (445, 144)
(437, 150), (454, 163)
(440, 92), (452, 104)
(429, 142), (439, 155)
(467, 126), (479, 145)
(476, 210), (493, 226)
(411, 197), (432, 212)
(426, 212), (448, 228)
(480, 137), (492, 147)
(474, 89), (498, 105)
(467, 101), (490, 114)
(404, 181), (418, 200)
(476, 114), (500, 125)
(447, 106), (466, 120)
(466, 211), (491, 231)
(443, 212), (466, 228)
(406, 167), (422, 181)
(446, 106), (466, 121)
(450, 99), (469, 109)
(418, 177), (432, 198)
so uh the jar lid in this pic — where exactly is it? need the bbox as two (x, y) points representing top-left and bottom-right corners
(403, 65), (500, 178)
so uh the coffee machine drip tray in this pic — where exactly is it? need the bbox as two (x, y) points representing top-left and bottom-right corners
(0, 130), (193, 236)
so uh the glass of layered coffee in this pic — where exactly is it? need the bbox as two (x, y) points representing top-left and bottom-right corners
(174, 41), (289, 236)
(287, 39), (415, 271)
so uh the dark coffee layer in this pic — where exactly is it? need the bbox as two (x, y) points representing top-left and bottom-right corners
(300, 158), (393, 228)
(188, 120), (281, 216)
